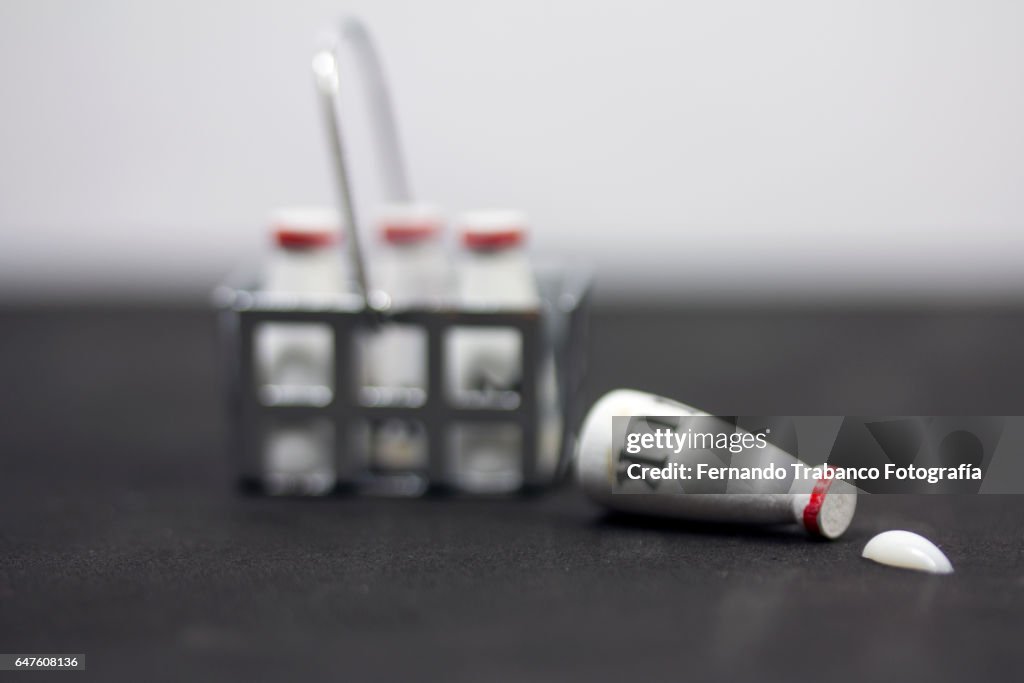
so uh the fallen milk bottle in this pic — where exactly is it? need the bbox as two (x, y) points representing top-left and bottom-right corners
(575, 389), (858, 539)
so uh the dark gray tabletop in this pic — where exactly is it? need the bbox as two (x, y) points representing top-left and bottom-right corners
(1, 305), (1022, 681)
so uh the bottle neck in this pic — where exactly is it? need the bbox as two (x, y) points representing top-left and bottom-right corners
(374, 237), (449, 305)
(459, 246), (537, 307)
(266, 246), (344, 294)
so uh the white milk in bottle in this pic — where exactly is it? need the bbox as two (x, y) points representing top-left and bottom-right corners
(258, 206), (348, 495)
(362, 204), (448, 481)
(447, 210), (560, 491)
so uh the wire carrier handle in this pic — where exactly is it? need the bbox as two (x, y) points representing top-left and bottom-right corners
(312, 16), (412, 313)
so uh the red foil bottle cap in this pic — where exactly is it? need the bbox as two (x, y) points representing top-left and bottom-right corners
(377, 203), (444, 245)
(459, 209), (528, 250)
(270, 206), (342, 249)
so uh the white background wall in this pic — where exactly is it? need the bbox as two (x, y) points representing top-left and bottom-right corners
(1, 0), (1023, 302)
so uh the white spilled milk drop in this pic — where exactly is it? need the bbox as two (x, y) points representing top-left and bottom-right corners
(862, 530), (953, 574)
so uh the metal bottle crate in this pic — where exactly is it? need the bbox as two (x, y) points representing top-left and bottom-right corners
(216, 267), (590, 495)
